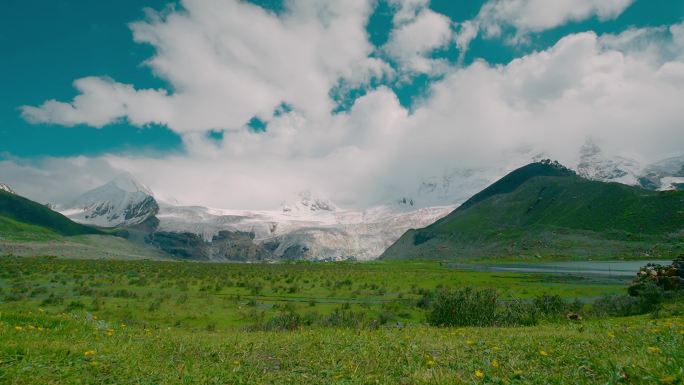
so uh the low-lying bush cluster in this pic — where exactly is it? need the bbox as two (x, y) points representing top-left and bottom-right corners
(423, 287), (565, 327)
(248, 306), (390, 331)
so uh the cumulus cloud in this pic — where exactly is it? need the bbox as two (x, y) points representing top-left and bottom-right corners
(11, 1), (684, 210)
(456, 0), (635, 54)
(21, 0), (386, 133)
(383, 7), (453, 75)
(381, 0), (455, 76)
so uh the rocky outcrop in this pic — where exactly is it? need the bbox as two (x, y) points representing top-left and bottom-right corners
(629, 256), (684, 295)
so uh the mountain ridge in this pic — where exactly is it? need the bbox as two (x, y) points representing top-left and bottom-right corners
(381, 161), (684, 260)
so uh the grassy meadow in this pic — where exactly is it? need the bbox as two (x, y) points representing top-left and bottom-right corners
(0, 256), (682, 384)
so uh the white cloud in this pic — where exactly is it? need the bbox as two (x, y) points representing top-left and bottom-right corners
(387, 0), (429, 24)
(10, 1), (684, 210)
(383, 8), (453, 75)
(381, 0), (455, 76)
(21, 77), (171, 127)
(456, 0), (635, 52)
(21, 0), (385, 133)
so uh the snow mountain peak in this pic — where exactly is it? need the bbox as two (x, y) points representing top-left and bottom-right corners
(107, 172), (153, 195)
(281, 191), (336, 214)
(61, 173), (158, 228)
(0, 183), (15, 194)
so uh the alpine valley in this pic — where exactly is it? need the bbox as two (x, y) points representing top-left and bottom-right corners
(1, 145), (683, 262)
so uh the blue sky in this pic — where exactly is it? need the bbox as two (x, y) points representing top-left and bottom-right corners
(2, 0), (681, 158)
(1, 0), (683, 209)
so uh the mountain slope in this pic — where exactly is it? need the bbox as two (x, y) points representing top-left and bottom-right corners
(0, 190), (102, 237)
(61, 173), (159, 228)
(381, 161), (684, 260)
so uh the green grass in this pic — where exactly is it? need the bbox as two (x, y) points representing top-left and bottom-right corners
(0, 258), (626, 330)
(0, 257), (682, 384)
(1, 308), (682, 384)
(0, 190), (101, 237)
(0, 215), (60, 241)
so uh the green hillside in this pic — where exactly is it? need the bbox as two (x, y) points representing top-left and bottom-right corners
(382, 161), (684, 260)
(0, 190), (102, 238)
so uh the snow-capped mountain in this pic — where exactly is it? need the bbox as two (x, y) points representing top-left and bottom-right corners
(60, 173), (159, 227)
(0, 183), (15, 194)
(638, 155), (684, 190)
(56, 143), (682, 261)
(573, 141), (684, 191)
(576, 141), (643, 185)
(281, 191), (337, 214)
(156, 193), (453, 261)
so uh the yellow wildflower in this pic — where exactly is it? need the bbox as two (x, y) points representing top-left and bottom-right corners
(607, 332), (615, 338)
(491, 360), (500, 368)
(84, 350), (97, 357)
(466, 340), (475, 346)
(647, 346), (662, 354)
(475, 370), (485, 380)
(14, 326), (23, 331)
(513, 370), (524, 378)
(539, 350), (549, 357)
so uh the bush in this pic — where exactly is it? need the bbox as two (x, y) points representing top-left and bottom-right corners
(591, 295), (644, 317)
(263, 312), (301, 331)
(592, 283), (663, 317)
(533, 294), (567, 319)
(497, 300), (538, 326)
(426, 287), (498, 327)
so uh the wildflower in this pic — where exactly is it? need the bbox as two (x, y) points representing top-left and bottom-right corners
(28, 325), (35, 330)
(607, 332), (615, 338)
(647, 346), (662, 354)
(475, 370), (485, 380)
(539, 350), (549, 357)
(466, 340), (475, 346)
(106, 329), (114, 337)
(491, 360), (500, 368)
(93, 315), (98, 320)
(84, 350), (97, 357)
(14, 326), (23, 331)
(90, 361), (98, 367)
(512, 370), (524, 378)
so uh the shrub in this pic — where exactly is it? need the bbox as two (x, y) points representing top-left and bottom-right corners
(533, 294), (567, 319)
(259, 312), (301, 331)
(497, 300), (538, 326)
(591, 295), (644, 317)
(426, 287), (498, 327)
(592, 283), (663, 317)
